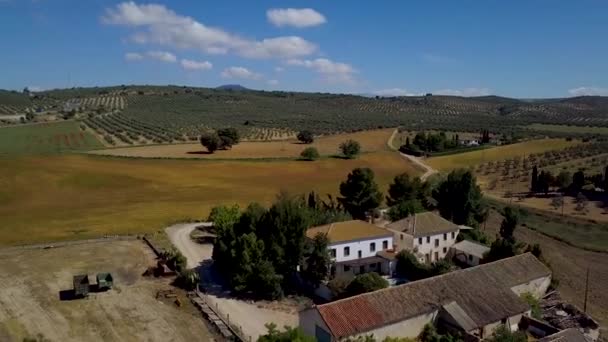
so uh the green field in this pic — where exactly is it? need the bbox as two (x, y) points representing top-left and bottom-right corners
(527, 123), (608, 135)
(426, 138), (581, 171)
(0, 121), (103, 154)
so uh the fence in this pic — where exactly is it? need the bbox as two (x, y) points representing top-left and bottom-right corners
(194, 286), (253, 342)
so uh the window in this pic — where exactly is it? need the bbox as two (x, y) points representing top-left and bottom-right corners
(359, 266), (365, 274)
(370, 242), (376, 252)
(382, 240), (388, 249)
(451, 232), (455, 239)
(434, 252), (439, 261)
(443, 247), (447, 253)
(418, 237), (423, 244)
(468, 254), (474, 261)
(425, 253), (430, 263)
(344, 246), (350, 256)
(344, 265), (351, 272)
(401, 234), (404, 241)
(443, 233), (447, 241)
(435, 239), (439, 247)
(329, 249), (336, 258)
(358, 250), (362, 258)
(426, 236), (430, 243)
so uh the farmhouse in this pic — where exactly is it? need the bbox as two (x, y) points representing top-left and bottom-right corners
(385, 212), (460, 263)
(299, 253), (552, 341)
(449, 240), (490, 266)
(306, 220), (394, 277)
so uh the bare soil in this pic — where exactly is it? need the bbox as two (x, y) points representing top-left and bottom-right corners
(0, 240), (213, 342)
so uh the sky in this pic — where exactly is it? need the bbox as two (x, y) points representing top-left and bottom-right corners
(0, 0), (607, 98)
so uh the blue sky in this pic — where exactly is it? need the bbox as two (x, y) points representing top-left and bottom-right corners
(1, 1), (607, 98)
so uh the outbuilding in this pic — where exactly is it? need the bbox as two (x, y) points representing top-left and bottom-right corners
(73, 274), (90, 297)
(96, 273), (114, 291)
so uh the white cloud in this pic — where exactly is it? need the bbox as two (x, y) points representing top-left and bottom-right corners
(221, 67), (262, 80)
(146, 50), (177, 63)
(274, 66), (284, 72)
(180, 59), (212, 71)
(124, 52), (144, 61)
(372, 88), (422, 97)
(267, 79), (279, 86)
(267, 8), (326, 28)
(568, 86), (608, 96)
(286, 58), (357, 84)
(433, 88), (491, 97)
(103, 2), (317, 59)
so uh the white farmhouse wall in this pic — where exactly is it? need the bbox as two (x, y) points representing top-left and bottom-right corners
(346, 311), (438, 341)
(480, 313), (526, 339)
(413, 230), (459, 263)
(329, 236), (393, 263)
(510, 276), (551, 299)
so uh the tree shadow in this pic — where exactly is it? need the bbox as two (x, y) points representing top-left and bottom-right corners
(329, 155), (349, 160)
(186, 150), (213, 155)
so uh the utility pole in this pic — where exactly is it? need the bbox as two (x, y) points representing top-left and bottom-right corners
(584, 267), (590, 313)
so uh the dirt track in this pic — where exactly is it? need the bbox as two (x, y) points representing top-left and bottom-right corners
(399, 152), (438, 180)
(166, 223), (298, 341)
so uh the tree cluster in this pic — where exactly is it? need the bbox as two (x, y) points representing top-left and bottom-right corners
(485, 207), (525, 262)
(200, 127), (240, 153)
(395, 250), (455, 281)
(531, 165), (608, 195)
(480, 129), (491, 144)
(297, 130), (314, 144)
(300, 147), (320, 161)
(403, 132), (459, 154)
(434, 169), (487, 226)
(212, 193), (351, 299)
(386, 173), (431, 221)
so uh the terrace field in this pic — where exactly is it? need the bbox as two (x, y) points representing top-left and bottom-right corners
(0, 152), (419, 245)
(426, 138), (581, 171)
(88, 128), (394, 159)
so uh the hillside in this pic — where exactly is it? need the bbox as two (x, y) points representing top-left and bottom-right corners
(1, 85), (608, 145)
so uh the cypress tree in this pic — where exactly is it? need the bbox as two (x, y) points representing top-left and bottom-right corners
(531, 166), (539, 192)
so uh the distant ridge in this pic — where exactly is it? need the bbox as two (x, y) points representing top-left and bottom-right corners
(216, 84), (250, 91)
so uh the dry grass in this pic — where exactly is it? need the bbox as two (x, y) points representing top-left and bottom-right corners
(0, 240), (212, 342)
(426, 138), (581, 171)
(87, 128), (394, 159)
(0, 151), (418, 245)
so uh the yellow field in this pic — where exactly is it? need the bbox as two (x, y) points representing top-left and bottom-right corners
(426, 138), (581, 171)
(88, 129), (394, 159)
(0, 152), (417, 245)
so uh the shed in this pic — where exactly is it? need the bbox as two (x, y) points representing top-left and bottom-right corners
(96, 273), (114, 290)
(73, 274), (90, 297)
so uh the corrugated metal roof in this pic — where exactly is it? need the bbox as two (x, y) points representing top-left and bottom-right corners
(314, 253), (551, 339)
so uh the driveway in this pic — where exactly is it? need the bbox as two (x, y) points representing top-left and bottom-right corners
(165, 223), (298, 341)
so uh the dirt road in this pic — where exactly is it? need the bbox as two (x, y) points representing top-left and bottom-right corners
(165, 223), (298, 341)
(399, 152), (438, 180)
